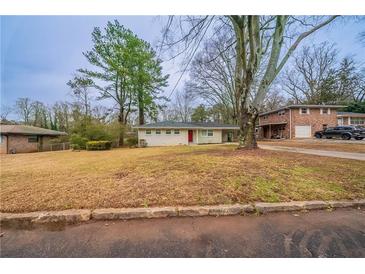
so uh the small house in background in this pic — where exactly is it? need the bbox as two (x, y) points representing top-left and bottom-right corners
(134, 121), (239, 147)
(258, 104), (346, 139)
(336, 112), (365, 126)
(0, 125), (68, 154)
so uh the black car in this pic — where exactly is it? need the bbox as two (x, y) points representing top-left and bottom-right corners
(314, 126), (365, 140)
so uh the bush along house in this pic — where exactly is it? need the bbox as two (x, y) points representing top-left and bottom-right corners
(0, 124), (67, 154)
(258, 105), (346, 139)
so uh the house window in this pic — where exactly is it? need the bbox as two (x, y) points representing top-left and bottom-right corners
(300, 108), (309, 114)
(146, 130), (152, 135)
(28, 135), (38, 143)
(165, 129), (171, 135)
(0, 135), (3, 143)
(263, 115), (268, 120)
(174, 129), (180, 135)
(155, 129), (161, 135)
(278, 110), (285, 116)
(321, 108), (330, 115)
(201, 129), (214, 137)
(350, 117), (365, 125)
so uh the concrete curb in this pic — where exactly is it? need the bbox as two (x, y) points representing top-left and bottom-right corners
(1, 200), (364, 226)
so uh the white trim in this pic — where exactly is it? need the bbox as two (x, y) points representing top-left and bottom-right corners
(320, 108), (330, 115)
(300, 107), (309, 115)
(289, 109), (292, 139)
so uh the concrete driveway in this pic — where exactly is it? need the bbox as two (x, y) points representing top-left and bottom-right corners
(259, 144), (365, 160)
(1, 208), (364, 257)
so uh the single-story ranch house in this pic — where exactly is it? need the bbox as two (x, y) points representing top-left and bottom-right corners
(134, 121), (239, 146)
(258, 104), (365, 139)
(0, 124), (67, 154)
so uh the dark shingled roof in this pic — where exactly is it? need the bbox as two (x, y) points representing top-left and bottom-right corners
(0, 125), (67, 136)
(133, 121), (239, 129)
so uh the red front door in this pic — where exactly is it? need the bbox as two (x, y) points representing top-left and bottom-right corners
(188, 130), (193, 142)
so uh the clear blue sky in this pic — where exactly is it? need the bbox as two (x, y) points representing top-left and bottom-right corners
(1, 16), (364, 116)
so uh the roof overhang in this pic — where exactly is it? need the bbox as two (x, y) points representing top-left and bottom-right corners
(259, 122), (287, 126)
(337, 113), (365, 118)
(259, 105), (346, 116)
(134, 126), (240, 130)
(1, 132), (68, 136)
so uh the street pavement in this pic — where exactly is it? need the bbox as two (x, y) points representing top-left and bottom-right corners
(1, 208), (364, 257)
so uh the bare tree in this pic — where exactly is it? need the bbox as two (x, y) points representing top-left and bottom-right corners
(161, 16), (338, 149)
(186, 29), (238, 124)
(31, 101), (49, 128)
(15, 97), (34, 125)
(262, 89), (288, 112)
(67, 75), (94, 118)
(359, 31), (365, 46)
(52, 102), (71, 132)
(0, 105), (12, 122)
(173, 89), (194, 122)
(284, 44), (364, 104)
(283, 42), (339, 104)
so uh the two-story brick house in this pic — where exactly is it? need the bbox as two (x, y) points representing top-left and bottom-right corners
(258, 105), (345, 139)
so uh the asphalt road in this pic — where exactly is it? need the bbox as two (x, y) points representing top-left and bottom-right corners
(1, 208), (364, 257)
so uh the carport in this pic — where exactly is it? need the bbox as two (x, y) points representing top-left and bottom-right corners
(259, 122), (288, 139)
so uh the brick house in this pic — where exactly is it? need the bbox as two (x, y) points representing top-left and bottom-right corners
(0, 124), (67, 154)
(337, 112), (365, 126)
(258, 105), (346, 139)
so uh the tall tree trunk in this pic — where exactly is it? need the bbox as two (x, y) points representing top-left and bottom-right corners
(138, 89), (145, 125)
(237, 108), (258, 149)
(118, 109), (125, 147)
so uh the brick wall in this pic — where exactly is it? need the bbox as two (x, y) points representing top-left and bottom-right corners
(290, 108), (337, 138)
(1, 135), (63, 154)
(0, 135), (7, 154)
(7, 135), (39, 153)
(259, 107), (339, 139)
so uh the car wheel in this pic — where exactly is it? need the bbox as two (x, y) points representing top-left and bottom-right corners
(355, 137), (364, 140)
(326, 136), (332, 139)
(341, 134), (351, 140)
(315, 133), (322, 139)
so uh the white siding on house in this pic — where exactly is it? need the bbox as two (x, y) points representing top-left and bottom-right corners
(138, 128), (224, 146)
(197, 129), (222, 144)
(138, 129), (189, 146)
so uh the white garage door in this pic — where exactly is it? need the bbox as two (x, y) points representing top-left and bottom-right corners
(295, 125), (311, 138)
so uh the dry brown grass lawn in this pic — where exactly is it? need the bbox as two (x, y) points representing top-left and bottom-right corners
(1, 144), (364, 213)
(259, 139), (365, 153)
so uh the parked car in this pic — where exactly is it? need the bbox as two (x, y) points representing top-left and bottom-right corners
(314, 126), (365, 140)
